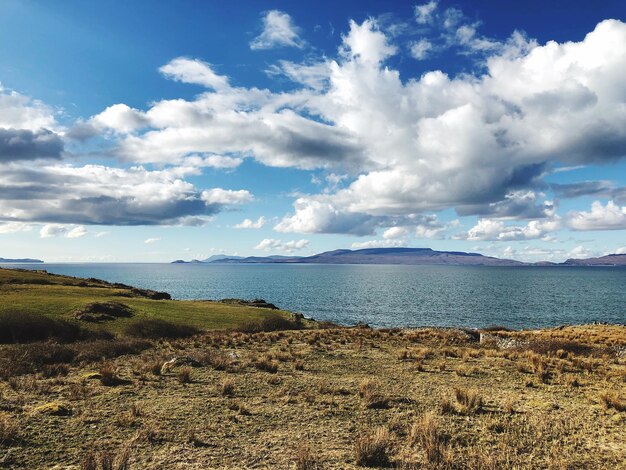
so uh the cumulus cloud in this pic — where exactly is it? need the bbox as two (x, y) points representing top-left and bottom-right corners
(383, 226), (408, 239)
(159, 57), (229, 90)
(250, 10), (305, 50)
(409, 39), (432, 59)
(0, 128), (63, 162)
(40, 224), (87, 239)
(144, 237), (160, 244)
(414, 1), (438, 25)
(0, 163), (253, 226)
(341, 19), (397, 64)
(567, 245), (597, 259)
(0, 222), (32, 234)
(254, 238), (309, 252)
(0, 86), (57, 131)
(0, 86), (64, 162)
(92, 104), (149, 133)
(80, 17), (626, 236)
(351, 239), (407, 249)
(567, 201), (626, 230)
(234, 216), (266, 229)
(459, 217), (561, 241)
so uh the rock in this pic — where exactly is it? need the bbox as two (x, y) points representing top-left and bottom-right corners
(32, 402), (71, 416)
(219, 298), (279, 309)
(161, 356), (202, 374)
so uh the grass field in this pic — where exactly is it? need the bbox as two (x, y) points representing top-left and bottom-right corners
(0, 268), (625, 469)
(0, 268), (298, 333)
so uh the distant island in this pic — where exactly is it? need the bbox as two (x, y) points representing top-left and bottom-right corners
(171, 247), (626, 266)
(0, 257), (43, 263)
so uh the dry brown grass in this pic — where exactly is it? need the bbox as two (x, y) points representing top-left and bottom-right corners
(454, 387), (483, 415)
(220, 378), (235, 396)
(599, 391), (626, 412)
(294, 442), (321, 470)
(177, 366), (192, 384)
(354, 427), (392, 467)
(0, 324), (624, 468)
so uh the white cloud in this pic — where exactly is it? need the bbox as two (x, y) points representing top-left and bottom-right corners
(0, 163), (253, 226)
(40, 224), (65, 238)
(0, 222), (32, 234)
(94, 231), (110, 238)
(567, 245), (597, 259)
(201, 188), (253, 205)
(40, 224), (87, 239)
(144, 237), (161, 244)
(409, 39), (432, 59)
(66, 226), (88, 238)
(351, 239), (407, 249)
(159, 57), (229, 90)
(0, 85), (57, 131)
(383, 226), (408, 239)
(415, 1), (438, 25)
(250, 10), (305, 50)
(341, 19), (397, 64)
(92, 103), (148, 133)
(254, 238), (309, 252)
(78, 18), (626, 236)
(234, 216), (266, 229)
(567, 201), (626, 231)
(615, 247), (626, 254)
(459, 217), (561, 241)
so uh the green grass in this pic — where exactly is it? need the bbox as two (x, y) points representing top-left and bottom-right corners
(0, 268), (296, 334)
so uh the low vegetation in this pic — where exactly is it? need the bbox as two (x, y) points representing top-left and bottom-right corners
(0, 268), (624, 468)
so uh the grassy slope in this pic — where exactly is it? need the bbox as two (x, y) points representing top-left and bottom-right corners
(0, 268), (292, 333)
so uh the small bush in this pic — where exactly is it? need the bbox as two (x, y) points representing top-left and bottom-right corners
(74, 338), (151, 362)
(354, 427), (392, 467)
(220, 378), (235, 396)
(196, 350), (231, 371)
(236, 313), (302, 333)
(254, 356), (279, 373)
(410, 413), (446, 465)
(99, 364), (123, 387)
(0, 413), (20, 445)
(295, 442), (321, 470)
(123, 319), (200, 339)
(599, 392), (626, 412)
(0, 311), (90, 343)
(359, 379), (390, 409)
(0, 342), (76, 379)
(454, 387), (483, 414)
(177, 367), (192, 384)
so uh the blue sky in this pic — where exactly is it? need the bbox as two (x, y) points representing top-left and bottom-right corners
(0, 0), (625, 262)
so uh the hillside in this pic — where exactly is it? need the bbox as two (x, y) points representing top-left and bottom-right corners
(0, 257), (43, 263)
(0, 268), (298, 334)
(562, 253), (626, 266)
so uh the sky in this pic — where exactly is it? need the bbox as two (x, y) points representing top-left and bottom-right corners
(0, 0), (625, 263)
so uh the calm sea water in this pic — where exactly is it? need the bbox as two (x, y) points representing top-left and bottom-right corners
(3, 263), (625, 329)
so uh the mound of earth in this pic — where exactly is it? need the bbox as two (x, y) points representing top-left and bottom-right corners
(75, 301), (133, 322)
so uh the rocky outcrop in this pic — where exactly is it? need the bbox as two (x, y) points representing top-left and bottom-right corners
(219, 298), (279, 310)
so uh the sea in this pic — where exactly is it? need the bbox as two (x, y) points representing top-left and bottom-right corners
(3, 263), (625, 329)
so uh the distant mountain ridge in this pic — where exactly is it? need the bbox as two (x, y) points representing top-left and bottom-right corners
(0, 257), (43, 263)
(562, 253), (626, 266)
(173, 247), (523, 266)
(172, 248), (626, 267)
